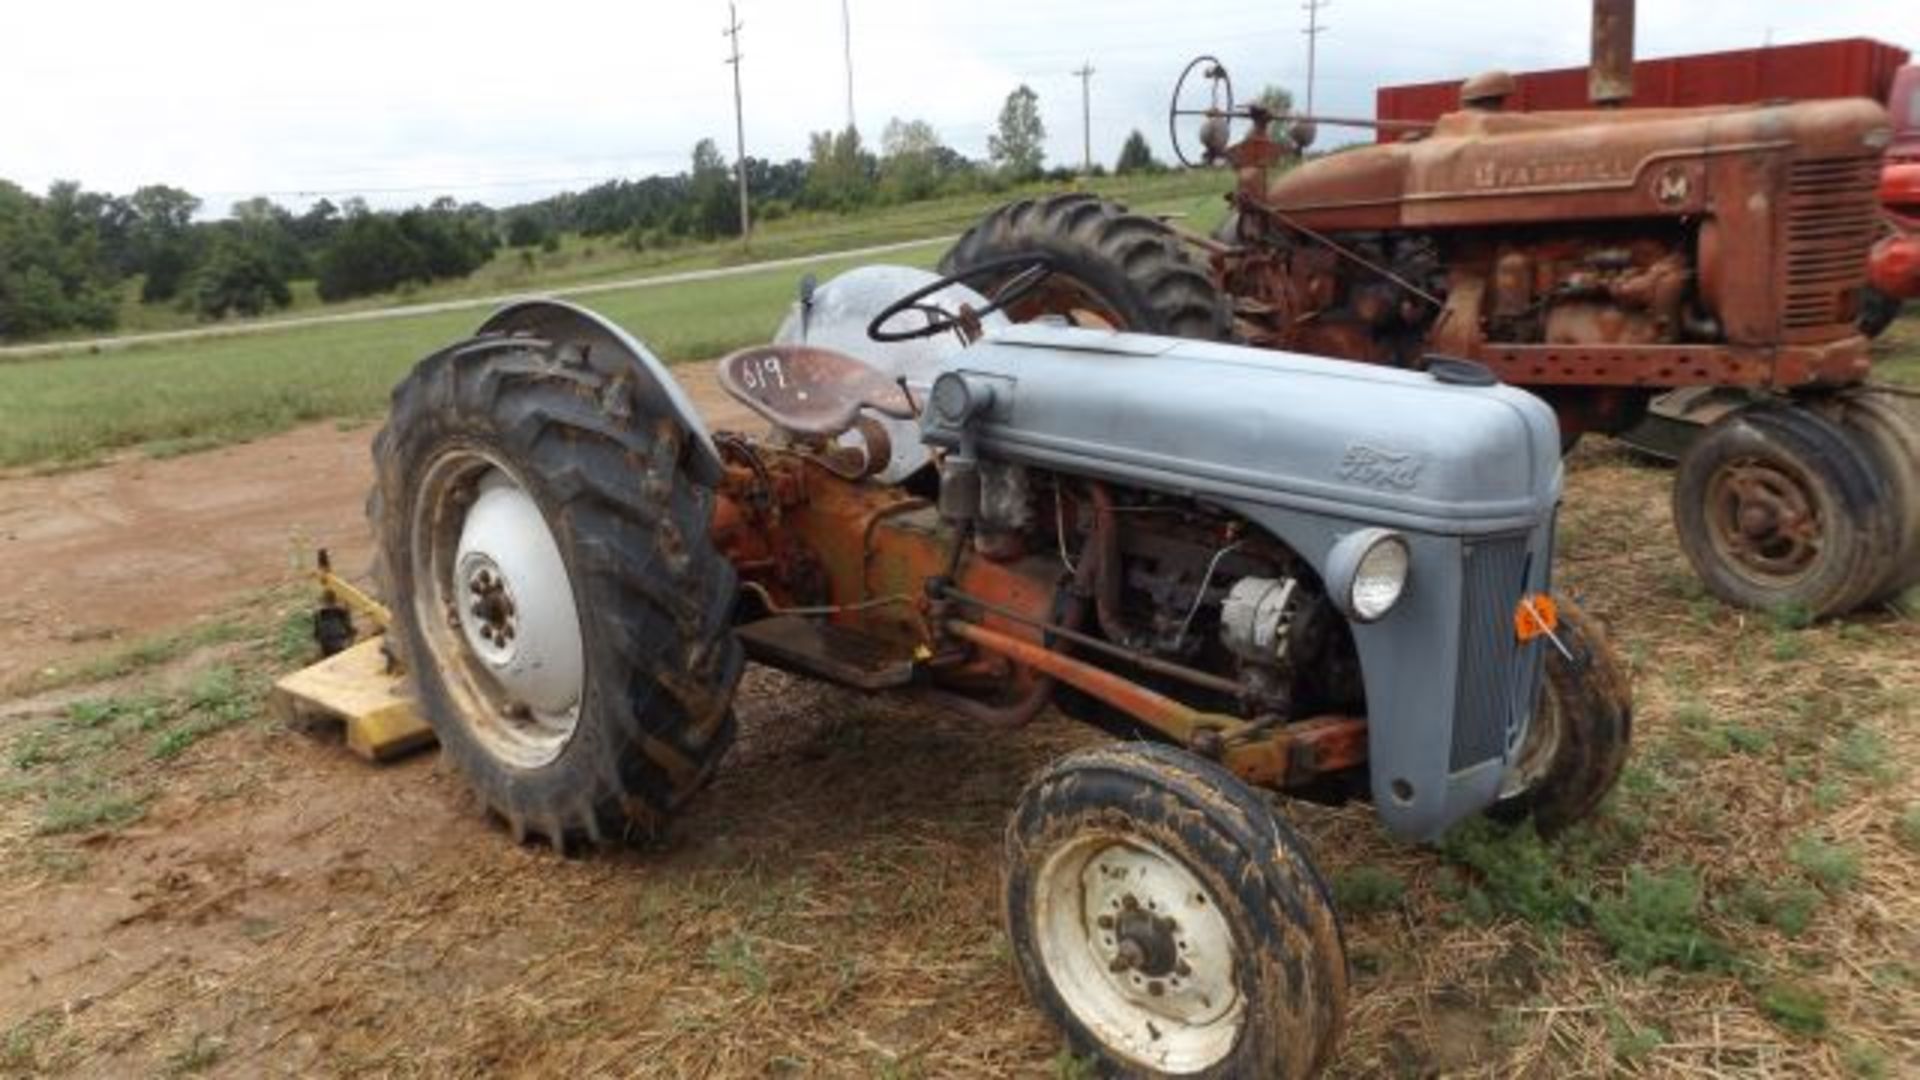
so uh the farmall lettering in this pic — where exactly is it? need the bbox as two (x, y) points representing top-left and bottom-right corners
(1470, 154), (1634, 189)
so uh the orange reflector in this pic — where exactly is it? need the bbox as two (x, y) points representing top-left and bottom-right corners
(1514, 593), (1558, 642)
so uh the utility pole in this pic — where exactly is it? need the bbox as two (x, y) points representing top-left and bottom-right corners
(1073, 62), (1096, 174)
(841, 0), (856, 131)
(723, 2), (750, 243)
(1301, 0), (1330, 114)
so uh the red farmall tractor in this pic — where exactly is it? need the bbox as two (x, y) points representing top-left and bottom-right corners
(943, 30), (1918, 618)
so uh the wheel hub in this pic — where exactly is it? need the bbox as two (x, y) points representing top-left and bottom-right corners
(1033, 835), (1243, 1073)
(1710, 457), (1822, 580)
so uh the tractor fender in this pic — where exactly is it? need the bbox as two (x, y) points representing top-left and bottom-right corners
(475, 299), (724, 485)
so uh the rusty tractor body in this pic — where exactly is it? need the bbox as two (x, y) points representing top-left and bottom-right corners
(1217, 98), (1886, 428)
(943, 38), (1917, 617)
(301, 265), (1633, 1075)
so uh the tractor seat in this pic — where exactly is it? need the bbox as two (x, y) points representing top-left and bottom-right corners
(716, 343), (916, 438)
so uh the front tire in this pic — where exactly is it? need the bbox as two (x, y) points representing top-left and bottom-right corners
(1489, 598), (1632, 836)
(371, 331), (743, 849)
(1005, 744), (1347, 1078)
(941, 194), (1230, 339)
(1671, 404), (1898, 618)
(1859, 286), (1901, 339)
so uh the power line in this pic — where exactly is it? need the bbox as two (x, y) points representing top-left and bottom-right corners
(1302, 0), (1331, 113)
(723, 2), (751, 244)
(1072, 62), (1096, 173)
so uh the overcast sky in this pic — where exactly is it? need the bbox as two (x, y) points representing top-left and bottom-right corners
(2, 1), (1912, 216)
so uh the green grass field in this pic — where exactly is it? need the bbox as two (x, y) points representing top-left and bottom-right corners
(0, 175), (1228, 469)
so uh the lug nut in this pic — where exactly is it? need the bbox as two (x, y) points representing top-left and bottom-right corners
(1147, 980), (1165, 997)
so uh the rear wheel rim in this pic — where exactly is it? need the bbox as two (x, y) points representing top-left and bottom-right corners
(1008, 276), (1128, 330)
(411, 447), (585, 769)
(1033, 831), (1244, 1073)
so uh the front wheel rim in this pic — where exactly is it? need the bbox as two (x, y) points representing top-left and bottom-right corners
(1501, 685), (1563, 801)
(1032, 831), (1244, 1074)
(1704, 455), (1826, 586)
(411, 447), (586, 769)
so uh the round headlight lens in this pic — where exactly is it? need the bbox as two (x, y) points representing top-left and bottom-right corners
(1350, 535), (1410, 621)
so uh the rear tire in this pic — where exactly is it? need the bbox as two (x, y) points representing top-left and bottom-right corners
(1488, 598), (1632, 837)
(371, 332), (743, 849)
(941, 194), (1230, 339)
(1672, 404), (1898, 618)
(1004, 743), (1347, 1079)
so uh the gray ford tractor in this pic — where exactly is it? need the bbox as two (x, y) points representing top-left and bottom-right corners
(328, 259), (1630, 1076)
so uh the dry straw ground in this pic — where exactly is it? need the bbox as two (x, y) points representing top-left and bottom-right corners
(0, 335), (1916, 1076)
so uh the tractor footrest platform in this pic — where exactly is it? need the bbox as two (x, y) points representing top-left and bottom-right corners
(735, 616), (914, 690)
(272, 637), (435, 762)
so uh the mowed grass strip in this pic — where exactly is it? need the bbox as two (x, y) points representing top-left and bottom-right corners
(0, 245), (941, 468)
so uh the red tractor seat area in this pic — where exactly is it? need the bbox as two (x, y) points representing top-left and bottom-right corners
(716, 344), (917, 438)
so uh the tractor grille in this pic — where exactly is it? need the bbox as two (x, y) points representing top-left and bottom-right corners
(1449, 533), (1541, 772)
(1783, 155), (1881, 330)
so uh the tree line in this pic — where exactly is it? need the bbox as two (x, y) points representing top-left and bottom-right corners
(2, 84), (1177, 341)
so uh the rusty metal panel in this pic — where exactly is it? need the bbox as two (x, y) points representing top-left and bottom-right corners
(1374, 37), (1912, 141)
(1588, 0), (1635, 106)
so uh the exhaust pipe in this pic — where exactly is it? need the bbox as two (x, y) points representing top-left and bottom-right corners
(1589, 0), (1635, 106)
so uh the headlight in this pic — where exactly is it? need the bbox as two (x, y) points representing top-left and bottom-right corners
(1328, 528), (1411, 622)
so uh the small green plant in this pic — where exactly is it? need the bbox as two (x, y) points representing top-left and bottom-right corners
(1842, 1039), (1890, 1079)
(1590, 865), (1729, 973)
(1604, 1009), (1666, 1064)
(1673, 700), (1713, 729)
(1833, 728), (1897, 784)
(1331, 865), (1407, 914)
(1896, 804), (1920, 852)
(9, 730), (61, 770)
(705, 931), (769, 995)
(1813, 779), (1848, 811)
(1788, 834), (1861, 892)
(1757, 980), (1827, 1036)
(1769, 631), (1808, 661)
(1769, 601), (1814, 631)
(1725, 879), (1821, 937)
(1, 1013), (65, 1072)
(1050, 1049), (1098, 1080)
(1439, 819), (1579, 928)
(38, 788), (146, 835)
(1723, 725), (1773, 755)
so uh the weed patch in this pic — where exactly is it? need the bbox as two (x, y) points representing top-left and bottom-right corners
(1757, 980), (1828, 1036)
(1590, 865), (1730, 973)
(1788, 834), (1861, 892)
(1330, 865), (1406, 914)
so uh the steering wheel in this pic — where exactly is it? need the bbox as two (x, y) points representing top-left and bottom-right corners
(1167, 55), (1239, 168)
(865, 254), (1055, 342)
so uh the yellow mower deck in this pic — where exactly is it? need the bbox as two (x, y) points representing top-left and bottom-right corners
(273, 555), (435, 762)
(272, 637), (434, 761)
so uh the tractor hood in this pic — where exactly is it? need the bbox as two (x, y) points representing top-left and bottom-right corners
(1266, 97), (1892, 230)
(921, 324), (1560, 536)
